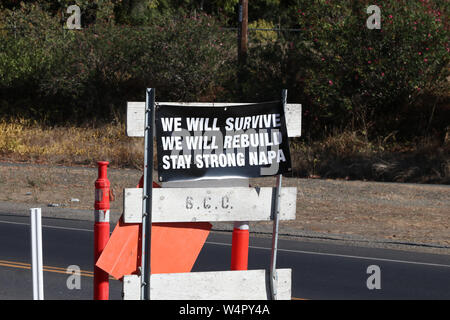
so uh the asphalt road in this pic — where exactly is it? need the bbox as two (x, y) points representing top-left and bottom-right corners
(0, 213), (449, 300)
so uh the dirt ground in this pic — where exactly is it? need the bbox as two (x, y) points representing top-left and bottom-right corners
(0, 162), (448, 254)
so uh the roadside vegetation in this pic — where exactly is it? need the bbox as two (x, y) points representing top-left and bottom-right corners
(0, 1), (448, 183)
(1, 117), (447, 184)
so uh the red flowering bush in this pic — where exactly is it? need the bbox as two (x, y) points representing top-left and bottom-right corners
(241, 0), (449, 140)
(290, 0), (449, 139)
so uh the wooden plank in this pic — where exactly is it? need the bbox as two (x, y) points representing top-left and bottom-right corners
(126, 102), (302, 137)
(123, 274), (141, 300)
(126, 102), (145, 137)
(122, 269), (291, 300)
(123, 187), (297, 223)
(285, 103), (302, 137)
(123, 188), (143, 223)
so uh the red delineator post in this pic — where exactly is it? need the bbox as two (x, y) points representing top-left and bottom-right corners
(94, 161), (110, 300)
(230, 221), (249, 270)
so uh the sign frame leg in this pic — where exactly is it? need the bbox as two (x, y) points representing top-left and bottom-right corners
(141, 88), (155, 300)
(269, 89), (287, 300)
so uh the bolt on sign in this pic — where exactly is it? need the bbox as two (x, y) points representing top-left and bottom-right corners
(155, 102), (292, 182)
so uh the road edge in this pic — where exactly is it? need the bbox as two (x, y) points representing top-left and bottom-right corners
(1, 200), (449, 256)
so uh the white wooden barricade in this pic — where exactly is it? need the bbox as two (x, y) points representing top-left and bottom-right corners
(122, 100), (301, 300)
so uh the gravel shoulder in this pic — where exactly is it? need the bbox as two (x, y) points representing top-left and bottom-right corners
(0, 162), (448, 255)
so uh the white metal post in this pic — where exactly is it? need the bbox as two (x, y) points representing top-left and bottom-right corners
(30, 208), (44, 300)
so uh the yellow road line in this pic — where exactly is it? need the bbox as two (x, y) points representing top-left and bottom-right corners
(0, 259), (92, 273)
(0, 259), (94, 277)
(0, 262), (31, 271)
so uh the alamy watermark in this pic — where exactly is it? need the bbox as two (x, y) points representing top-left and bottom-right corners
(66, 265), (81, 290)
(66, 5), (82, 30)
(366, 265), (381, 290)
(366, 5), (381, 30)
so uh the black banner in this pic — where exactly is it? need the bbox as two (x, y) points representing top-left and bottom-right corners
(155, 101), (292, 182)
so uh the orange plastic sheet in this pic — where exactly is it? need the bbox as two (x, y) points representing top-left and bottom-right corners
(96, 219), (211, 280)
(96, 177), (211, 280)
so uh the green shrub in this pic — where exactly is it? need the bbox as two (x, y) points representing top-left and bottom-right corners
(0, 4), (69, 119)
(0, 4), (236, 123)
(307, 0), (447, 138)
(241, 0), (449, 140)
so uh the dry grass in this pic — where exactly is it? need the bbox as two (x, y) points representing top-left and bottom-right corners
(0, 118), (448, 184)
(290, 130), (450, 184)
(0, 118), (144, 168)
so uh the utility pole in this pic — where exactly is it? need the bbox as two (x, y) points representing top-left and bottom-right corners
(232, 0), (249, 268)
(238, 0), (248, 66)
(237, 0), (248, 91)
